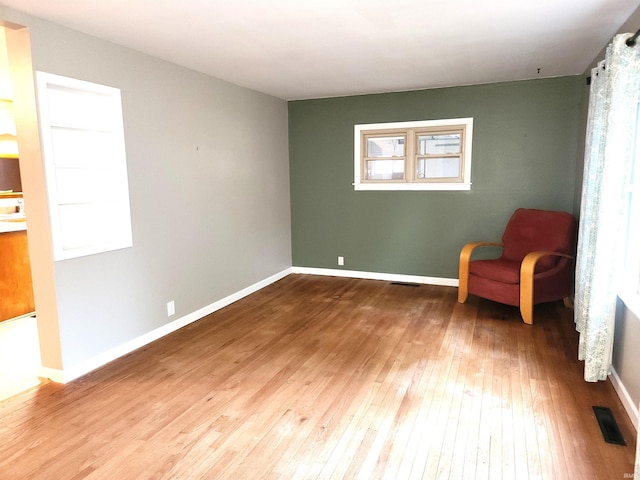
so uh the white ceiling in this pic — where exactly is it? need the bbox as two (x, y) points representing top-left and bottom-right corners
(3, 0), (640, 100)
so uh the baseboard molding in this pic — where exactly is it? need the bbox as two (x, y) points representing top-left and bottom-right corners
(40, 268), (293, 384)
(292, 266), (458, 287)
(40, 265), (636, 435)
(39, 367), (65, 384)
(609, 367), (639, 431)
(38, 266), (454, 384)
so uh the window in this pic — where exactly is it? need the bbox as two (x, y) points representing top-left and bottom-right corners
(354, 118), (473, 191)
(36, 72), (133, 261)
(621, 100), (640, 314)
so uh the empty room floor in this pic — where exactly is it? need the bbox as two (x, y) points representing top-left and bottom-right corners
(0, 274), (635, 479)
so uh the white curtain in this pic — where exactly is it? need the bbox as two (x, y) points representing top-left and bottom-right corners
(574, 33), (640, 382)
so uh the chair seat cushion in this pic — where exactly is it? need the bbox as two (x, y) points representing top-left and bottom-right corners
(470, 258), (521, 284)
(469, 258), (551, 284)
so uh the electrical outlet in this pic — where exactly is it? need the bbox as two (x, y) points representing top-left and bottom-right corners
(338, 256), (344, 266)
(167, 300), (175, 317)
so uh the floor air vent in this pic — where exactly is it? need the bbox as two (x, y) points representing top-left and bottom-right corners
(592, 406), (626, 446)
(390, 282), (420, 287)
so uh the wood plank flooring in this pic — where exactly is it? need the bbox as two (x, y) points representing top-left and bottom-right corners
(0, 274), (636, 479)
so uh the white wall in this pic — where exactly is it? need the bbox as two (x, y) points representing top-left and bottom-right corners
(0, 7), (292, 375)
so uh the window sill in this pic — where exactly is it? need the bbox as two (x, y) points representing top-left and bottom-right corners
(353, 182), (472, 191)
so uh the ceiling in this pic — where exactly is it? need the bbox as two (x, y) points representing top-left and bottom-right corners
(3, 0), (639, 100)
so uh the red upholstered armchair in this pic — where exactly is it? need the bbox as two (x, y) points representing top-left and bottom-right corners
(457, 208), (577, 324)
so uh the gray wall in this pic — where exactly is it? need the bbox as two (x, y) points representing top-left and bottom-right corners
(615, 308), (640, 417)
(1, 8), (292, 370)
(614, 299), (640, 407)
(289, 77), (583, 278)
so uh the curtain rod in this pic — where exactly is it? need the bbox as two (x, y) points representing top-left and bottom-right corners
(586, 30), (638, 85)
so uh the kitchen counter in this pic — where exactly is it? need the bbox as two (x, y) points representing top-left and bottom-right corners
(0, 213), (26, 233)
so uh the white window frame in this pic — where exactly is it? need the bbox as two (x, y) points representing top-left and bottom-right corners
(619, 100), (640, 316)
(36, 72), (133, 261)
(354, 118), (473, 191)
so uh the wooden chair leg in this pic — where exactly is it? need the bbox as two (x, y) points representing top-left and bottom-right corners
(520, 251), (573, 325)
(458, 255), (470, 303)
(458, 243), (475, 303)
(520, 298), (533, 325)
(520, 252), (538, 325)
(458, 242), (503, 304)
(458, 270), (469, 303)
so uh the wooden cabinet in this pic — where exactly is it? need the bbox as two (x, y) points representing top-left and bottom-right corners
(0, 230), (35, 322)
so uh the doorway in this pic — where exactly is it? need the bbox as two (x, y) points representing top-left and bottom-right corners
(0, 24), (41, 400)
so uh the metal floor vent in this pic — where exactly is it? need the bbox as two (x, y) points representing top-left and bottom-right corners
(390, 282), (420, 287)
(592, 406), (626, 446)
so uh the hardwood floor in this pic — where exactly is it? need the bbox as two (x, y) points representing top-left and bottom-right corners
(0, 274), (636, 479)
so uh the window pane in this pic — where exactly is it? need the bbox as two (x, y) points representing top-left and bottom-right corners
(366, 159), (404, 180)
(367, 136), (405, 157)
(418, 134), (461, 155)
(417, 157), (460, 179)
(632, 101), (640, 295)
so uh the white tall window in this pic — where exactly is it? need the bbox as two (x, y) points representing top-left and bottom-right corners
(354, 118), (473, 191)
(621, 100), (640, 312)
(36, 72), (133, 261)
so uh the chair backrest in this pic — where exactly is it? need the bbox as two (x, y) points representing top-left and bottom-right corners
(501, 208), (577, 269)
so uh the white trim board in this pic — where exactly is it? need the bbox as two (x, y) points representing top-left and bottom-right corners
(40, 266), (455, 383)
(610, 367), (639, 431)
(37, 264), (638, 435)
(39, 267), (640, 436)
(40, 268), (293, 384)
(292, 266), (459, 287)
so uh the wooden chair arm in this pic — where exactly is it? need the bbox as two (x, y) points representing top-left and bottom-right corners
(458, 242), (503, 303)
(520, 251), (574, 324)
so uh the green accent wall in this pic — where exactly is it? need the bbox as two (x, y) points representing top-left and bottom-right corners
(289, 76), (584, 279)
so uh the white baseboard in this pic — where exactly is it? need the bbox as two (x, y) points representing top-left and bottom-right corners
(40, 266), (455, 383)
(610, 367), (639, 431)
(292, 266), (458, 287)
(40, 268), (293, 384)
(36, 265), (639, 439)
(39, 367), (65, 384)
(38, 266), (454, 384)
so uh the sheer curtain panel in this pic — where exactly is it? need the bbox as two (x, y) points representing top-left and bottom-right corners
(575, 33), (640, 382)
